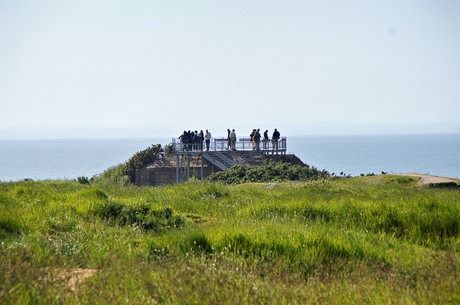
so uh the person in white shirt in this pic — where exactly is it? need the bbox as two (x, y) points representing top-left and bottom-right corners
(205, 130), (212, 151)
(230, 129), (237, 150)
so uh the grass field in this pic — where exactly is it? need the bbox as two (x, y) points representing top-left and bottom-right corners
(1, 175), (459, 304)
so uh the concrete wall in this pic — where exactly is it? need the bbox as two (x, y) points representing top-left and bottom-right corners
(134, 151), (303, 186)
(135, 167), (177, 186)
(135, 160), (221, 186)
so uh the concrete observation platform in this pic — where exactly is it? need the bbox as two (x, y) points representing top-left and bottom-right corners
(135, 137), (304, 186)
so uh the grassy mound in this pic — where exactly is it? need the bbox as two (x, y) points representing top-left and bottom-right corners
(0, 176), (459, 304)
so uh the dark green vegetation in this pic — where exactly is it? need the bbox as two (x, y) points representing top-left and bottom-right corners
(1, 176), (459, 304)
(208, 160), (330, 184)
(123, 144), (163, 183)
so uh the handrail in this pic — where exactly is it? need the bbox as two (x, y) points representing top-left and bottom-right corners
(201, 151), (236, 170)
(171, 137), (287, 154)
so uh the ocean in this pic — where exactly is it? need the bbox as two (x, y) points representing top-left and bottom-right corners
(0, 134), (459, 181)
(288, 134), (460, 178)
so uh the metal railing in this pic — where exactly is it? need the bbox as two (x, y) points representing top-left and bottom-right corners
(201, 151), (237, 170)
(171, 137), (287, 154)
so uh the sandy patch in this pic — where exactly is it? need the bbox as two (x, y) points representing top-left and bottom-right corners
(399, 173), (458, 186)
(42, 268), (98, 292)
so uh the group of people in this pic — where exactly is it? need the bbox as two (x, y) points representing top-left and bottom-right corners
(248, 128), (281, 151)
(178, 128), (281, 152)
(178, 129), (212, 151)
(226, 128), (281, 151)
(227, 129), (237, 151)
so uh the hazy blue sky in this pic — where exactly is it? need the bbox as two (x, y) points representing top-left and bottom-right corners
(1, 0), (459, 137)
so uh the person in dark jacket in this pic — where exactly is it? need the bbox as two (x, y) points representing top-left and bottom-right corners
(263, 130), (269, 150)
(227, 129), (231, 150)
(272, 128), (280, 153)
(254, 129), (261, 151)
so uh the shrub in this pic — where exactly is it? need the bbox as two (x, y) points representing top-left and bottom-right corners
(90, 201), (184, 233)
(77, 176), (90, 185)
(181, 233), (214, 255)
(383, 176), (418, 185)
(123, 144), (164, 183)
(0, 217), (22, 238)
(208, 160), (330, 184)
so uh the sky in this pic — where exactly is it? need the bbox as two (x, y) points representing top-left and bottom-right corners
(1, 0), (459, 138)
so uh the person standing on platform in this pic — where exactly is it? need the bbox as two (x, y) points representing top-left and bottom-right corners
(230, 129), (237, 150)
(227, 129), (231, 150)
(250, 129), (256, 150)
(199, 130), (204, 151)
(272, 128), (280, 153)
(194, 130), (200, 151)
(179, 131), (187, 151)
(205, 129), (211, 151)
(254, 129), (261, 151)
(263, 130), (269, 150)
(187, 130), (192, 151)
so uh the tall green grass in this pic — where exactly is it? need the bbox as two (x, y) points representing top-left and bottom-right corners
(0, 176), (459, 304)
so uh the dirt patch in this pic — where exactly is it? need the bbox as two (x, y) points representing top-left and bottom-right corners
(398, 173), (459, 186)
(42, 268), (98, 292)
(265, 183), (279, 190)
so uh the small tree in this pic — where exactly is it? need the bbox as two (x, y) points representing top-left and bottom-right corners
(123, 144), (163, 183)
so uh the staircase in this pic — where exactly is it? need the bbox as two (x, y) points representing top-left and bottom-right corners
(201, 151), (237, 170)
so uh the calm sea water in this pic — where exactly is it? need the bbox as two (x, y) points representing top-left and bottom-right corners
(288, 134), (460, 178)
(0, 134), (459, 181)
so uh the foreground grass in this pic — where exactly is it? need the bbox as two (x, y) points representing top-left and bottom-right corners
(0, 176), (459, 304)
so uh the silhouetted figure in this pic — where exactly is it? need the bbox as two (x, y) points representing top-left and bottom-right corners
(227, 129), (231, 150)
(263, 130), (269, 150)
(254, 129), (261, 151)
(250, 129), (256, 150)
(187, 130), (193, 151)
(199, 130), (204, 151)
(272, 128), (280, 154)
(194, 130), (200, 151)
(179, 131), (187, 151)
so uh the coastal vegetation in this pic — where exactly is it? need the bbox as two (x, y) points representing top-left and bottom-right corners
(208, 159), (330, 184)
(1, 174), (459, 304)
(89, 144), (164, 185)
(123, 144), (163, 183)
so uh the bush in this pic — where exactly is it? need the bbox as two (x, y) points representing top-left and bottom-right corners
(0, 218), (22, 238)
(77, 176), (90, 185)
(91, 201), (184, 233)
(181, 233), (214, 255)
(208, 160), (330, 184)
(124, 144), (163, 183)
